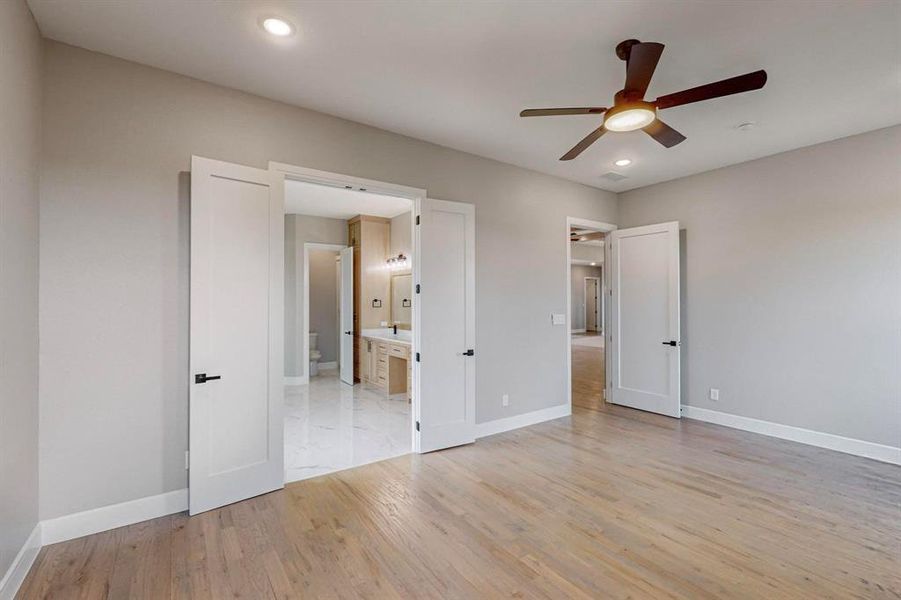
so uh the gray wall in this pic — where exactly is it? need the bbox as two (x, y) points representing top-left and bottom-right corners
(389, 211), (412, 258)
(39, 42), (617, 519)
(284, 215), (346, 377)
(570, 265), (602, 331)
(0, 0), (41, 576)
(309, 250), (339, 364)
(619, 126), (901, 448)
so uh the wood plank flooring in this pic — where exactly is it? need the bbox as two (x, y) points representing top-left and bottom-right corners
(18, 340), (901, 598)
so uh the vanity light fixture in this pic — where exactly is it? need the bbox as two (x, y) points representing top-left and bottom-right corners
(387, 253), (408, 271)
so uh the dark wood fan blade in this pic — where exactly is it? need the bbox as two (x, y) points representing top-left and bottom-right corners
(642, 119), (686, 148)
(560, 125), (607, 161)
(624, 42), (664, 98)
(655, 70), (767, 110)
(520, 107), (606, 117)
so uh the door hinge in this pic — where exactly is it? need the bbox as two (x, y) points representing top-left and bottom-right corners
(415, 352), (420, 362)
(415, 421), (420, 431)
(415, 215), (420, 225)
(415, 284), (421, 294)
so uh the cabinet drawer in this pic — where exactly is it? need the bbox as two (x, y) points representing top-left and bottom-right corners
(388, 344), (409, 359)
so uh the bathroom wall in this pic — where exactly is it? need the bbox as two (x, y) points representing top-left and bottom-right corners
(284, 214), (347, 378)
(570, 264), (603, 331)
(308, 250), (339, 365)
(389, 210), (412, 259)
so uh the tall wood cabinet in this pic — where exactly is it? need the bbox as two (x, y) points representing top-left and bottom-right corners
(347, 215), (390, 381)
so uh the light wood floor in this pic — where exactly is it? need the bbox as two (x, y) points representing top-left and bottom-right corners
(18, 342), (901, 598)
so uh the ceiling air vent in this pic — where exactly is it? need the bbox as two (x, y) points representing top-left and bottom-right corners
(600, 171), (628, 182)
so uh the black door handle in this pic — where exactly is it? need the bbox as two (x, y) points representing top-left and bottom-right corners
(195, 373), (222, 384)
(662, 341), (679, 347)
(462, 349), (474, 356)
(344, 330), (353, 335)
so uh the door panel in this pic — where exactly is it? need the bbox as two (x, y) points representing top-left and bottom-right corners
(609, 222), (680, 418)
(416, 198), (475, 452)
(339, 246), (354, 385)
(190, 156), (283, 515)
(586, 279), (598, 331)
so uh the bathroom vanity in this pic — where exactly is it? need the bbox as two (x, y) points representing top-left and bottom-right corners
(359, 329), (412, 400)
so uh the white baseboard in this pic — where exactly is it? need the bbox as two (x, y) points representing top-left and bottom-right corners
(0, 523), (41, 600)
(570, 328), (586, 334)
(476, 404), (571, 439)
(682, 405), (901, 465)
(284, 376), (307, 386)
(41, 489), (188, 546)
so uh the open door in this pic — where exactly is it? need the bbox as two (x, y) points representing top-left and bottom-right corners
(415, 198), (475, 452)
(608, 221), (681, 418)
(189, 156), (283, 515)
(339, 246), (354, 385)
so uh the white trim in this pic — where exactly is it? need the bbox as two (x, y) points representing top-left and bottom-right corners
(302, 242), (347, 383)
(0, 523), (41, 600)
(284, 376), (306, 386)
(571, 328), (587, 334)
(476, 404), (571, 439)
(565, 217), (617, 413)
(683, 405), (901, 465)
(42, 489), (188, 546)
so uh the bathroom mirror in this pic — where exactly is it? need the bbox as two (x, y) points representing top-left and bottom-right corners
(391, 273), (412, 328)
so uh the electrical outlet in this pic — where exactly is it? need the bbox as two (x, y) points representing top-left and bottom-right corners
(502, 394), (509, 407)
(709, 388), (720, 401)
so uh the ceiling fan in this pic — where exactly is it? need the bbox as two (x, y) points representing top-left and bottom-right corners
(520, 39), (767, 160)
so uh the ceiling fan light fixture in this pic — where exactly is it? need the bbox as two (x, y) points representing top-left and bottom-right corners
(603, 103), (656, 132)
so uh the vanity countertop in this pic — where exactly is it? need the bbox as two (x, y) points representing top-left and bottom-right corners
(360, 328), (412, 346)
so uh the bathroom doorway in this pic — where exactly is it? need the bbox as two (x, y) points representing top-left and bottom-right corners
(283, 179), (415, 483)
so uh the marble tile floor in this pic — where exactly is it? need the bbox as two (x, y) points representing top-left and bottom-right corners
(284, 369), (412, 483)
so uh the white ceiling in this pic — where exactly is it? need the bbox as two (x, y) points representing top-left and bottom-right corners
(28, 1), (901, 192)
(285, 179), (411, 219)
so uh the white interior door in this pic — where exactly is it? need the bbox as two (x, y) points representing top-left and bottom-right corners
(609, 221), (680, 418)
(339, 246), (354, 385)
(189, 156), (283, 515)
(415, 198), (475, 452)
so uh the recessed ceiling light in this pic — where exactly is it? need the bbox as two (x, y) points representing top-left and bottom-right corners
(736, 121), (757, 131)
(614, 158), (632, 167)
(262, 17), (294, 37)
(590, 262), (597, 266)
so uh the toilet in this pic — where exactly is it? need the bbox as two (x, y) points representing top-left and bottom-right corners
(309, 332), (321, 377)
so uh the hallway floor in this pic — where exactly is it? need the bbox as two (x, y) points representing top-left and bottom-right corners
(284, 370), (411, 483)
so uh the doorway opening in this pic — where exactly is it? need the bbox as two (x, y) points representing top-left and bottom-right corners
(284, 178), (414, 483)
(566, 218), (616, 412)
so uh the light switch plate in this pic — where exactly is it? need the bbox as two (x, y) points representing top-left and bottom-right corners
(551, 313), (565, 325)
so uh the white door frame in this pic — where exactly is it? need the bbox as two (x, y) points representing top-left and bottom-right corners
(566, 217), (617, 411)
(584, 276), (601, 332)
(301, 243), (347, 384)
(269, 162), (426, 452)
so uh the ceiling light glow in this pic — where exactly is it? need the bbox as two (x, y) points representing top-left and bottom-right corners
(262, 17), (294, 37)
(590, 262), (597, 266)
(614, 158), (632, 167)
(604, 108), (656, 132)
